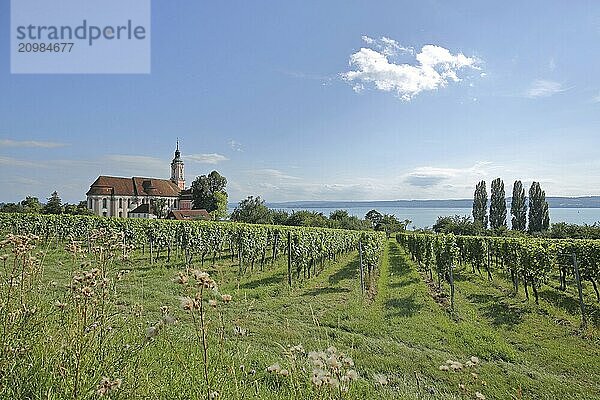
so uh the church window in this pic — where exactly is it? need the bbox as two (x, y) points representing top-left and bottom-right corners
(102, 198), (107, 208)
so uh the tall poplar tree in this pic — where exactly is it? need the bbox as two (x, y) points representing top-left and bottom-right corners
(489, 178), (507, 230)
(472, 180), (488, 229)
(528, 182), (550, 233)
(510, 180), (527, 231)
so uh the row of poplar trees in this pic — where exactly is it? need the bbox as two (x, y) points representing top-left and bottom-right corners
(473, 179), (550, 233)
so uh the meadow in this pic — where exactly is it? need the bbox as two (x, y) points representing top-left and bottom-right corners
(0, 217), (599, 399)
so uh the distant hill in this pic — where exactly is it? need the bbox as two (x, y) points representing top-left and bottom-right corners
(261, 196), (600, 209)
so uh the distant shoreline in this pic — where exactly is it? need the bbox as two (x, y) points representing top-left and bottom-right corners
(229, 196), (600, 209)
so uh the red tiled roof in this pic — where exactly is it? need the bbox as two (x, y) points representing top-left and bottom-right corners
(129, 203), (151, 214)
(87, 176), (181, 197)
(168, 210), (211, 221)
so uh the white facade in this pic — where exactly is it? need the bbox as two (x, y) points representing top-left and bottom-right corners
(87, 195), (178, 218)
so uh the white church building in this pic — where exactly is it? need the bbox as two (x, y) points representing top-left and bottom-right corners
(86, 143), (196, 218)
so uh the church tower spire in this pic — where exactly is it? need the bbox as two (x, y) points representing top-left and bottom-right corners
(170, 139), (185, 190)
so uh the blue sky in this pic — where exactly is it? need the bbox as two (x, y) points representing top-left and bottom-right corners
(1, 0), (600, 203)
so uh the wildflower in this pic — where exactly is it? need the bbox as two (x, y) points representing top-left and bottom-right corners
(450, 361), (463, 371)
(342, 356), (354, 367)
(279, 369), (290, 377)
(439, 365), (450, 371)
(312, 373), (324, 387)
(328, 377), (340, 389)
(326, 356), (342, 370)
(470, 356), (480, 365)
(54, 300), (67, 310)
(221, 294), (232, 303)
(97, 377), (122, 396)
(180, 297), (196, 311)
(146, 325), (159, 340)
(81, 286), (94, 298)
(174, 273), (189, 285)
(373, 373), (388, 386)
(233, 326), (248, 336)
(209, 391), (219, 399)
(345, 369), (359, 381)
(192, 270), (210, 281)
(208, 299), (218, 308)
(267, 363), (281, 373)
(475, 392), (486, 400)
(459, 383), (466, 390)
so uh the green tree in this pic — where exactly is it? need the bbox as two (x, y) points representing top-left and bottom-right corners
(365, 209), (384, 229)
(489, 178), (507, 230)
(76, 200), (93, 215)
(528, 182), (550, 233)
(43, 191), (63, 215)
(510, 180), (527, 231)
(211, 192), (228, 220)
(20, 196), (43, 214)
(378, 214), (406, 237)
(328, 210), (370, 231)
(472, 180), (488, 229)
(285, 210), (328, 227)
(270, 209), (290, 225)
(433, 215), (482, 236)
(191, 171), (228, 212)
(63, 203), (78, 215)
(151, 198), (168, 219)
(63, 201), (93, 216)
(0, 203), (23, 213)
(230, 196), (272, 224)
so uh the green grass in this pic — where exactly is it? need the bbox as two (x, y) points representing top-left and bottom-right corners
(2, 238), (599, 399)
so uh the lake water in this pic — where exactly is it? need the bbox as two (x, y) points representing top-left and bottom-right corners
(263, 207), (600, 229)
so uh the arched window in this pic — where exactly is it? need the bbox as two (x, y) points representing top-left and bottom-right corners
(102, 198), (107, 208)
(119, 198), (122, 208)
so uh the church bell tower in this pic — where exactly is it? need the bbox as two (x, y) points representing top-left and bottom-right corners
(170, 140), (185, 190)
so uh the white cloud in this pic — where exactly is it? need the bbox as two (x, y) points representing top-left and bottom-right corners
(403, 163), (495, 189)
(0, 156), (41, 167)
(246, 168), (301, 180)
(228, 139), (243, 152)
(526, 79), (565, 98)
(186, 153), (229, 164)
(592, 91), (600, 103)
(342, 37), (480, 101)
(0, 139), (67, 148)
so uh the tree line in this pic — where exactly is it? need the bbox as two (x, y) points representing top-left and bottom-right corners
(434, 179), (553, 237)
(0, 192), (92, 216)
(229, 195), (409, 235)
(472, 179), (550, 233)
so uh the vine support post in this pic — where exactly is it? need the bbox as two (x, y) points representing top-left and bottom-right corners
(358, 241), (364, 295)
(287, 231), (292, 287)
(572, 253), (587, 329)
(449, 263), (455, 311)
